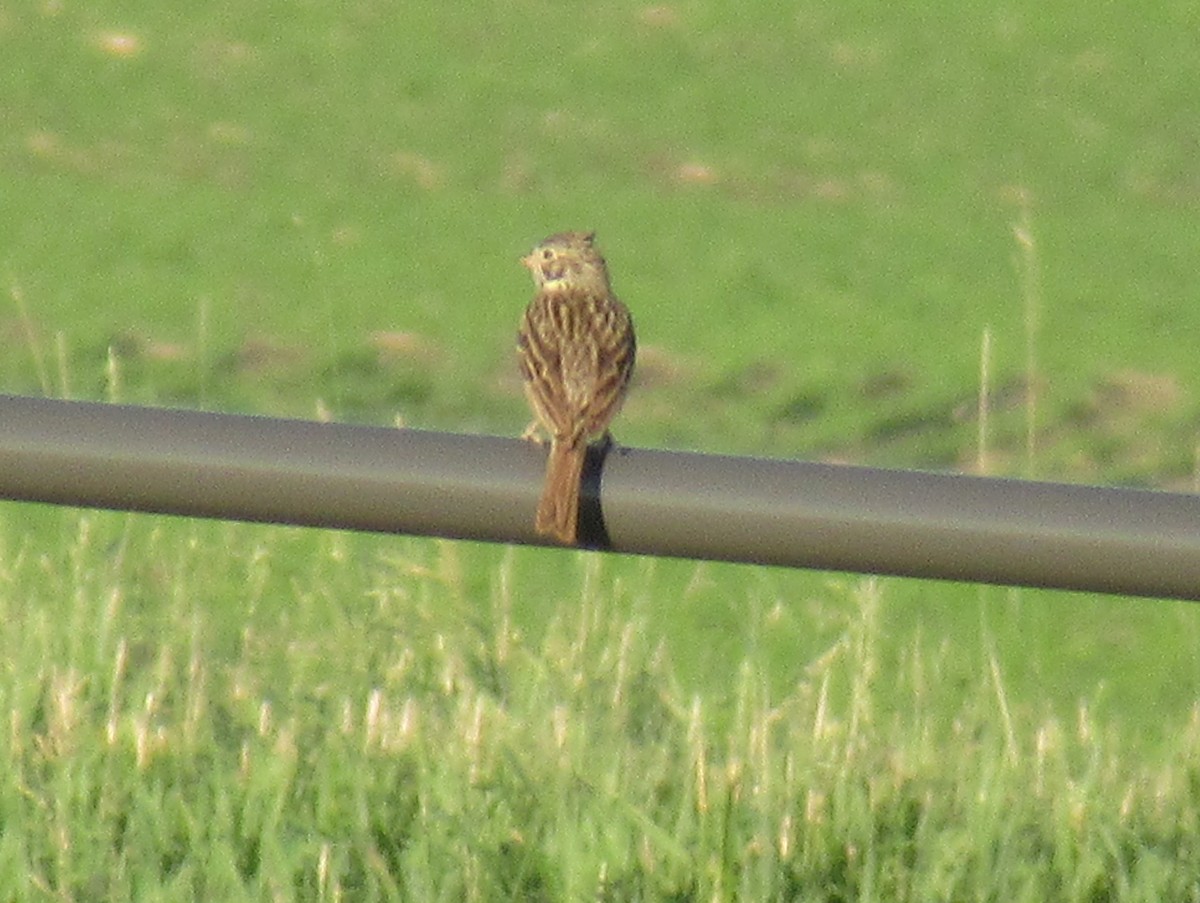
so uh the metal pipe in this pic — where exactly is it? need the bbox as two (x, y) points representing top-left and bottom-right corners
(0, 394), (1195, 600)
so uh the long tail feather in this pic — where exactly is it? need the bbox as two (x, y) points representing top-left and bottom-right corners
(535, 439), (586, 544)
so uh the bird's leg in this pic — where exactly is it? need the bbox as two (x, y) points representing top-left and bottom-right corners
(521, 421), (548, 444)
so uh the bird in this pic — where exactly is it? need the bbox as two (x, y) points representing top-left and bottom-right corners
(517, 231), (636, 544)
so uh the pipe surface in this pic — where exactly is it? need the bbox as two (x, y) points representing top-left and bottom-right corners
(0, 394), (1195, 600)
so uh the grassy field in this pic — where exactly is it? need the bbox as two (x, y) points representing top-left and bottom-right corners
(2, 0), (1200, 897)
(0, 513), (1198, 899)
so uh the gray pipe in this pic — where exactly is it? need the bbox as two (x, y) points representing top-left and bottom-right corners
(0, 394), (1195, 600)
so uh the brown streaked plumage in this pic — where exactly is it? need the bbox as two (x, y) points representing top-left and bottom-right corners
(517, 231), (636, 544)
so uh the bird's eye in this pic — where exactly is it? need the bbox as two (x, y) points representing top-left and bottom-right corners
(541, 249), (554, 261)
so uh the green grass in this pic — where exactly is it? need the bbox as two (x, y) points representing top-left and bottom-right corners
(4, 2), (1200, 464)
(2, 0), (1200, 896)
(3, 511), (1200, 900)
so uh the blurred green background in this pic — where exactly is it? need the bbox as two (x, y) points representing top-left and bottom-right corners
(1, 0), (1198, 747)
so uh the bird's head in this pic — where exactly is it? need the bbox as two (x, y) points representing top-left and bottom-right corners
(521, 231), (611, 294)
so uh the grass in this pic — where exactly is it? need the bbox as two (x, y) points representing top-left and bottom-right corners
(2, 0), (1200, 896)
(3, 511), (1200, 900)
(4, 2), (1200, 465)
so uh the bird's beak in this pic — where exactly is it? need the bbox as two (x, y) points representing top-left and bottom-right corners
(519, 253), (536, 270)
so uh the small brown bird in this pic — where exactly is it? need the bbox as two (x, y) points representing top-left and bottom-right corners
(517, 231), (636, 544)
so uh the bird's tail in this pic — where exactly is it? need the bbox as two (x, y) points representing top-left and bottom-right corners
(535, 438), (587, 544)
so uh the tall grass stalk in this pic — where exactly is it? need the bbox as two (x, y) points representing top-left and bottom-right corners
(977, 326), (992, 475)
(8, 278), (50, 396)
(1013, 197), (1042, 478)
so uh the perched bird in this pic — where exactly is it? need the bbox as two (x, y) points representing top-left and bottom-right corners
(517, 231), (636, 544)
